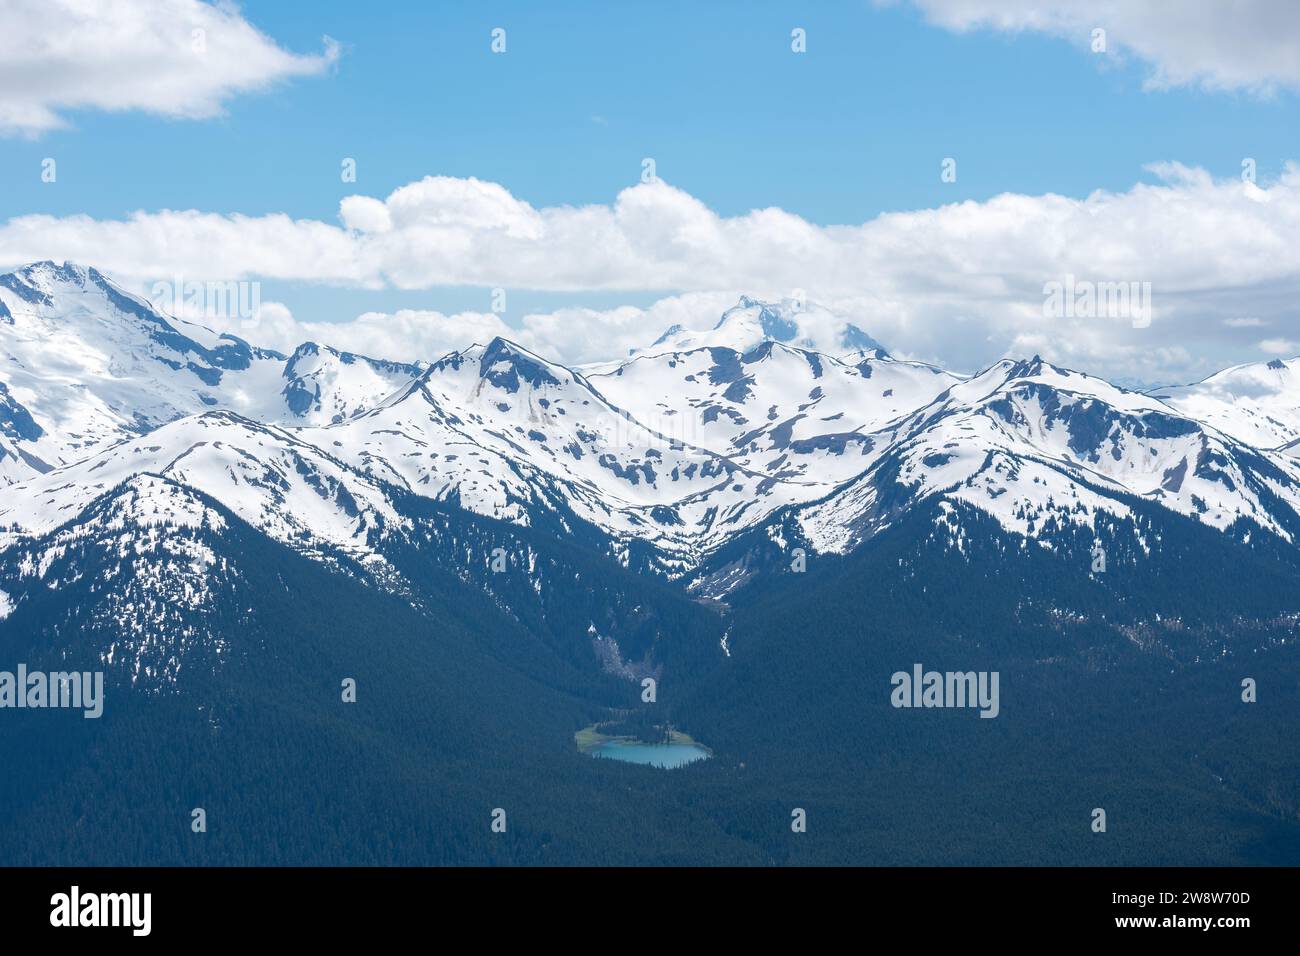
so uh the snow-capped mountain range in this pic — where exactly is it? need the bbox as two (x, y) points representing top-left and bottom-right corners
(5, 258), (1300, 604)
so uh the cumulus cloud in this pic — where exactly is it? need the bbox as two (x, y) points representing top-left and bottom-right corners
(892, 0), (1300, 94)
(0, 0), (338, 137)
(5, 166), (1300, 382)
(1259, 338), (1300, 355)
(194, 293), (745, 368)
(225, 302), (516, 366)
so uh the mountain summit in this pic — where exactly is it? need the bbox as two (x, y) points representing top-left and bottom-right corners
(644, 295), (888, 359)
(5, 262), (1300, 596)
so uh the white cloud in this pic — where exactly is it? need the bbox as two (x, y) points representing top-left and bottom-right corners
(231, 302), (516, 366)
(196, 293), (745, 368)
(338, 197), (392, 235)
(893, 0), (1300, 94)
(6, 165), (1300, 382)
(0, 0), (338, 137)
(1259, 338), (1300, 355)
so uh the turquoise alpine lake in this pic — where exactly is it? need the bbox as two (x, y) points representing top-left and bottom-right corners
(589, 740), (711, 768)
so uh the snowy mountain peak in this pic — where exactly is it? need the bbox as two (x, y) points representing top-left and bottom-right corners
(1, 262), (181, 333)
(478, 336), (570, 390)
(1153, 354), (1300, 451)
(4, 259), (93, 296)
(0, 262), (428, 482)
(710, 297), (800, 348)
(283, 340), (423, 387)
(645, 296), (888, 360)
(0, 260), (239, 361)
(426, 336), (589, 397)
(280, 342), (423, 425)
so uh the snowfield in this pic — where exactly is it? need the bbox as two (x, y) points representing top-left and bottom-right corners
(6, 260), (1300, 586)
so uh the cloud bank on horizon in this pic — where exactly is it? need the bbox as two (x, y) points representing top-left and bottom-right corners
(3, 164), (1299, 383)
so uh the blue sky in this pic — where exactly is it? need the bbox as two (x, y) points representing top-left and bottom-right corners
(6, 1), (1297, 224)
(3, 0), (1300, 382)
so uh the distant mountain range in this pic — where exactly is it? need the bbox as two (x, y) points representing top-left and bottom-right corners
(3, 260), (1299, 866)
(5, 260), (1300, 600)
